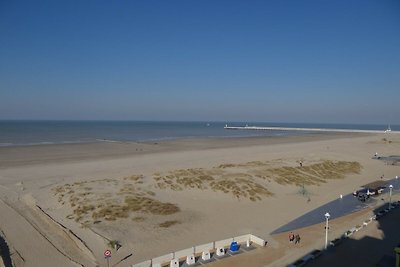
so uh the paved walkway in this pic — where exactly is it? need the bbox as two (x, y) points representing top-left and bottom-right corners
(204, 197), (400, 267)
(271, 177), (400, 234)
(306, 204), (400, 267)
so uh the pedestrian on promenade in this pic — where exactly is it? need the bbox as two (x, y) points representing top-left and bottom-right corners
(289, 232), (294, 243)
(295, 234), (301, 244)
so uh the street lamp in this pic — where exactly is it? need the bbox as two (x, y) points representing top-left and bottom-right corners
(325, 212), (330, 249)
(389, 185), (393, 209)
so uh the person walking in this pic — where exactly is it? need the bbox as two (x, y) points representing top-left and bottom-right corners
(289, 232), (294, 243)
(295, 234), (301, 244)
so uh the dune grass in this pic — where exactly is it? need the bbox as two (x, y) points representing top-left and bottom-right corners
(53, 159), (361, 224)
(210, 177), (272, 201)
(154, 168), (272, 201)
(159, 220), (181, 228)
(52, 175), (180, 224)
(264, 160), (361, 185)
(382, 138), (393, 144)
(152, 160), (361, 200)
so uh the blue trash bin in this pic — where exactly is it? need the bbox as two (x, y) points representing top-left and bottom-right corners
(230, 241), (239, 252)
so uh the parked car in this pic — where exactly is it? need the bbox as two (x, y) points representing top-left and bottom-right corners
(353, 186), (385, 197)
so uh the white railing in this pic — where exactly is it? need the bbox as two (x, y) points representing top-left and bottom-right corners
(132, 233), (267, 267)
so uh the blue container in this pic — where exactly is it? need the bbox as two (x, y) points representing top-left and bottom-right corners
(230, 241), (239, 252)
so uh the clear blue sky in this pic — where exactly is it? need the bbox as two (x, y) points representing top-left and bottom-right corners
(0, 0), (399, 124)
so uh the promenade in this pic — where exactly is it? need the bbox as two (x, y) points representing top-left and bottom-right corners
(272, 176), (400, 234)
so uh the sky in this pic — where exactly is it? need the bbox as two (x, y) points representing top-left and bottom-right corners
(0, 0), (399, 124)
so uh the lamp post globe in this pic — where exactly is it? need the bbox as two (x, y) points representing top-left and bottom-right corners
(325, 212), (330, 220)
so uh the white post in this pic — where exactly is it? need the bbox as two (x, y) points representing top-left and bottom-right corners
(389, 185), (393, 209)
(325, 212), (330, 249)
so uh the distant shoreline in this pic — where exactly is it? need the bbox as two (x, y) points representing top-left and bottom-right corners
(0, 132), (368, 169)
(0, 120), (398, 148)
(0, 131), (342, 148)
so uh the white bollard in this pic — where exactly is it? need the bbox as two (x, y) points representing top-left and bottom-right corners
(169, 259), (179, 267)
(201, 251), (210, 261)
(340, 194), (343, 199)
(216, 247), (225, 256)
(396, 176), (398, 179)
(186, 254), (195, 265)
(246, 239), (251, 247)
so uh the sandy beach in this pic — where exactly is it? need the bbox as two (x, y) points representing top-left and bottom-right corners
(0, 132), (399, 267)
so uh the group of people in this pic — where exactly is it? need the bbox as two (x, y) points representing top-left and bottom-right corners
(289, 232), (301, 244)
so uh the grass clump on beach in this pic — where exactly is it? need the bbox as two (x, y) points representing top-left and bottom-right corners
(154, 168), (272, 201)
(159, 220), (181, 228)
(154, 168), (220, 191)
(381, 138), (393, 144)
(124, 196), (180, 215)
(217, 161), (270, 169)
(265, 160), (361, 185)
(52, 175), (180, 224)
(210, 177), (272, 201)
(123, 174), (145, 183)
(107, 240), (121, 250)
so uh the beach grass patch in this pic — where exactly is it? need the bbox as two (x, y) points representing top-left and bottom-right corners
(154, 167), (273, 201)
(152, 160), (360, 200)
(264, 160), (361, 185)
(53, 174), (180, 224)
(159, 220), (181, 228)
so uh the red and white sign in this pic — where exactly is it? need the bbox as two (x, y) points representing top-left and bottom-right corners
(104, 249), (111, 257)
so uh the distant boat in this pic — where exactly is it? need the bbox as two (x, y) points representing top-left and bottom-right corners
(206, 123), (210, 127)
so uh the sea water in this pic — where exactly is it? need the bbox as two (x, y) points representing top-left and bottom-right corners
(0, 120), (397, 147)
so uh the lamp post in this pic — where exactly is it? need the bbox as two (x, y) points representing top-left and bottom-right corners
(325, 212), (330, 249)
(389, 185), (393, 209)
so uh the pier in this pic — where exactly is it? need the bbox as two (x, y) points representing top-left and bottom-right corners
(224, 125), (400, 134)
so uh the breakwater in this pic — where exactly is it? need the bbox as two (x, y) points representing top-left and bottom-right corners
(224, 125), (400, 134)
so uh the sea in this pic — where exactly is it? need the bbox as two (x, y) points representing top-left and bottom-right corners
(0, 121), (398, 147)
